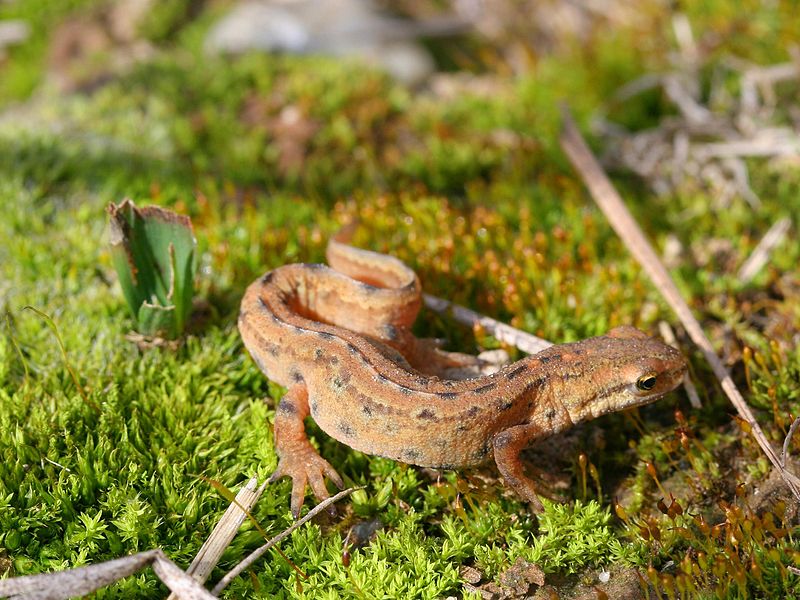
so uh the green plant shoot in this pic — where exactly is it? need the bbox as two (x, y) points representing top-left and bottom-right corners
(107, 199), (196, 338)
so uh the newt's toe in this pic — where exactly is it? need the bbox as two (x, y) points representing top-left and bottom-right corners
(270, 453), (344, 518)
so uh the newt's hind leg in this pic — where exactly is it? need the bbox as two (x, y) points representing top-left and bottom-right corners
(269, 384), (344, 517)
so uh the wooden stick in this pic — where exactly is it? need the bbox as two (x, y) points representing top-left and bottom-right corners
(423, 293), (553, 355)
(737, 216), (791, 283)
(559, 106), (800, 500)
(211, 487), (360, 595)
(167, 477), (266, 600)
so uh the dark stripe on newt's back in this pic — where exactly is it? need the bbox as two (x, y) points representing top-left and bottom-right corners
(506, 365), (527, 379)
(473, 382), (497, 394)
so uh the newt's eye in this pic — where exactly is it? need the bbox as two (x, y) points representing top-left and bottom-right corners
(636, 374), (657, 391)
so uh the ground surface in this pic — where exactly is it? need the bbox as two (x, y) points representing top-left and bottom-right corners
(0, 1), (799, 598)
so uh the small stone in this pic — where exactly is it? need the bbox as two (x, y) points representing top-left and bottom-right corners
(459, 565), (482, 585)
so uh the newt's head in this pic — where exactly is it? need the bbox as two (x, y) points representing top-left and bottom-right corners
(542, 326), (688, 426)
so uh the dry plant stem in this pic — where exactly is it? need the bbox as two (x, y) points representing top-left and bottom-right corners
(0, 549), (215, 600)
(166, 477), (266, 600)
(737, 217), (792, 283)
(781, 417), (800, 468)
(211, 487), (360, 596)
(559, 107), (800, 500)
(658, 321), (702, 409)
(423, 293), (553, 355)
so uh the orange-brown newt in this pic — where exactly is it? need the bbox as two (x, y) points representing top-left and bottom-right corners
(239, 232), (688, 516)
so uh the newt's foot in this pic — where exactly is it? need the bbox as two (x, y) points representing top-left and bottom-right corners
(504, 475), (545, 514)
(269, 450), (344, 518)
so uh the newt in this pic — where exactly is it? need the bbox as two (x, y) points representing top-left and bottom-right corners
(239, 231), (688, 516)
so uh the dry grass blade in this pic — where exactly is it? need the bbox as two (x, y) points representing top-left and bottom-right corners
(423, 293), (553, 355)
(0, 549), (215, 600)
(211, 487), (361, 595)
(559, 106), (800, 500)
(658, 321), (702, 409)
(166, 477), (266, 600)
(782, 417), (800, 469)
(737, 216), (792, 283)
(22, 305), (99, 412)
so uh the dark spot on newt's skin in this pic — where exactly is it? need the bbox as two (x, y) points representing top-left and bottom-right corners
(314, 348), (324, 361)
(474, 443), (491, 461)
(545, 408), (556, 422)
(266, 343), (280, 357)
(473, 382), (497, 394)
(506, 365), (527, 379)
(376, 372), (389, 383)
(456, 424), (469, 432)
(437, 392), (458, 400)
(402, 449), (421, 462)
(493, 432), (512, 449)
(290, 370), (304, 383)
(561, 372), (581, 381)
(467, 406), (480, 418)
(524, 378), (547, 395)
(330, 356), (339, 365)
(417, 408), (438, 421)
(499, 401), (514, 411)
(381, 324), (399, 341)
(261, 272), (274, 284)
(346, 343), (359, 355)
(310, 400), (319, 414)
(362, 403), (373, 417)
(317, 331), (335, 340)
(538, 354), (560, 364)
(337, 420), (354, 437)
(277, 398), (296, 415)
(397, 384), (413, 395)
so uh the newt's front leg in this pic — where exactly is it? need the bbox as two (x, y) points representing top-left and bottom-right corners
(269, 384), (344, 517)
(492, 423), (549, 513)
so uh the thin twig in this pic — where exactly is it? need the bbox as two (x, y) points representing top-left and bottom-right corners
(559, 106), (800, 500)
(658, 321), (702, 409)
(211, 487), (361, 595)
(167, 477), (266, 600)
(737, 217), (792, 283)
(781, 417), (800, 469)
(423, 293), (553, 355)
(0, 549), (215, 600)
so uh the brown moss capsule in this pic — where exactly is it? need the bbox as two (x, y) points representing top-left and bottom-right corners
(657, 498), (669, 515)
